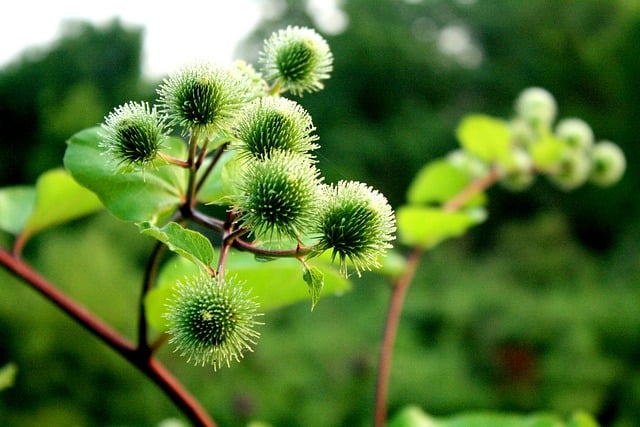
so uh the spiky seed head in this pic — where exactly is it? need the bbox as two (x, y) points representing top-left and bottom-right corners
(589, 141), (626, 187)
(515, 87), (557, 130)
(234, 150), (322, 240)
(314, 181), (396, 277)
(260, 26), (333, 95)
(99, 101), (167, 170)
(555, 118), (594, 150)
(234, 96), (319, 159)
(157, 62), (249, 137)
(165, 275), (262, 370)
(233, 60), (269, 100)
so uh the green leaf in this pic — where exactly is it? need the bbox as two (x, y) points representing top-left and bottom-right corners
(196, 149), (236, 203)
(388, 405), (438, 427)
(376, 249), (408, 280)
(530, 135), (565, 170)
(22, 168), (103, 240)
(407, 159), (486, 208)
(302, 265), (324, 310)
(218, 153), (245, 202)
(63, 127), (188, 223)
(146, 252), (350, 331)
(138, 221), (214, 271)
(397, 206), (486, 248)
(145, 282), (176, 331)
(567, 412), (600, 427)
(456, 114), (511, 164)
(0, 186), (35, 235)
(0, 362), (17, 392)
(388, 406), (596, 427)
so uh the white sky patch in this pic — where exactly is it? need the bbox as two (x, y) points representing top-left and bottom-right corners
(0, 0), (262, 78)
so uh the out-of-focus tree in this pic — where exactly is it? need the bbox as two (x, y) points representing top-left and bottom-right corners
(0, 19), (147, 185)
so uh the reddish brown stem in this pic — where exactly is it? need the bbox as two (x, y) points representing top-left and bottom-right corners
(374, 166), (502, 426)
(374, 247), (423, 427)
(0, 246), (216, 427)
(443, 166), (501, 213)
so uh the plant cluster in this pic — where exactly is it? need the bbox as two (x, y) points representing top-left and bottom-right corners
(0, 24), (625, 427)
(79, 25), (397, 369)
(395, 87), (625, 251)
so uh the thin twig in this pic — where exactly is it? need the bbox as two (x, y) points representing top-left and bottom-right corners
(190, 209), (313, 257)
(138, 241), (167, 354)
(185, 133), (200, 210)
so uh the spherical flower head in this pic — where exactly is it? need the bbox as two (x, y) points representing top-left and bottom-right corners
(99, 101), (167, 169)
(260, 26), (333, 95)
(515, 87), (557, 130)
(589, 141), (626, 187)
(509, 118), (536, 147)
(158, 63), (249, 137)
(233, 96), (319, 159)
(555, 118), (594, 150)
(548, 147), (592, 191)
(447, 149), (489, 180)
(165, 275), (262, 370)
(313, 181), (396, 277)
(499, 148), (535, 192)
(233, 60), (269, 100)
(234, 150), (322, 240)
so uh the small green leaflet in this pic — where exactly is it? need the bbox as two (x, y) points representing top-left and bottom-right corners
(397, 206), (486, 248)
(0, 362), (17, 392)
(23, 168), (103, 239)
(530, 135), (566, 170)
(407, 159), (486, 208)
(302, 265), (324, 310)
(0, 186), (36, 235)
(456, 114), (511, 164)
(388, 405), (601, 427)
(138, 221), (214, 272)
(0, 168), (103, 246)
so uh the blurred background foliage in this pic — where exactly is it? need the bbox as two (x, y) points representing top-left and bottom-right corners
(1, 0), (640, 425)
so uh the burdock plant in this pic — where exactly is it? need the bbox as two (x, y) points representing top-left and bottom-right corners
(1, 21), (619, 427)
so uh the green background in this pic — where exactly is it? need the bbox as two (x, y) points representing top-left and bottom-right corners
(2, 1), (640, 425)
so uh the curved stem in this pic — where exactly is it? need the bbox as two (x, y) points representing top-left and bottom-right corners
(190, 209), (313, 258)
(374, 166), (502, 426)
(374, 247), (423, 427)
(158, 152), (190, 168)
(185, 133), (200, 209)
(0, 246), (217, 427)
(443, 166), (501, 213)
